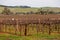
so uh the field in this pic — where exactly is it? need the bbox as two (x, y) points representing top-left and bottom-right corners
(0, 7), (60, 40)
(0, 7), (38, 13)
(0, 7), (60, 13)
(0, 14), (59, 40)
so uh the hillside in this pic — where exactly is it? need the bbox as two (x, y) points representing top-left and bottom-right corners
(0, 5), (60, 13)
(0, 6), (38, 13)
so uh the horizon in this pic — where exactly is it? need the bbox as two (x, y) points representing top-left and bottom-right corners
(0, 0), (60, 7)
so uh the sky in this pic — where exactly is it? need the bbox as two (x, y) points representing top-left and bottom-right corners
(0, 0), (60, 7)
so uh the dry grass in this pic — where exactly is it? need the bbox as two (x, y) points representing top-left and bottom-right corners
(0, 7), (60, 13)
(0, 7), (38, 13)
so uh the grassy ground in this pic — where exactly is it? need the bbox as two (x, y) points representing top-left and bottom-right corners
(0, 33), (60, 40)
(0, 7), (38, 13)
(0, 7), (60, 13)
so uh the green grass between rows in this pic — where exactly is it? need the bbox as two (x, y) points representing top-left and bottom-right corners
(0, 33), (60, 40)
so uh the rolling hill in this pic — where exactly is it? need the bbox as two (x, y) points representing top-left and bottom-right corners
(0, 5), (60, 14)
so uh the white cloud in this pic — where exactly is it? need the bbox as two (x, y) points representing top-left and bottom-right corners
(0, 0), (60, 7)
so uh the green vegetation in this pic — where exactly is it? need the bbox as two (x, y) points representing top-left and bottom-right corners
(0, 33), (60, 40)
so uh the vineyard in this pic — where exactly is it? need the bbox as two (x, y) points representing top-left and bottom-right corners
(0, 14), (60, 36)
(0, 7), (60, 40)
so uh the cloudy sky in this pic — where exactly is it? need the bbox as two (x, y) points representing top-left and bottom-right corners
(0, 0), (60, 7)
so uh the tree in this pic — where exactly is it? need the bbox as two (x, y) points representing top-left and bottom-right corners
(38, 8), (46, 15)
(1, 7), (13, 15)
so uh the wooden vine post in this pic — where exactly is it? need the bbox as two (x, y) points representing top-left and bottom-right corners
(24, 24), (28, 36)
